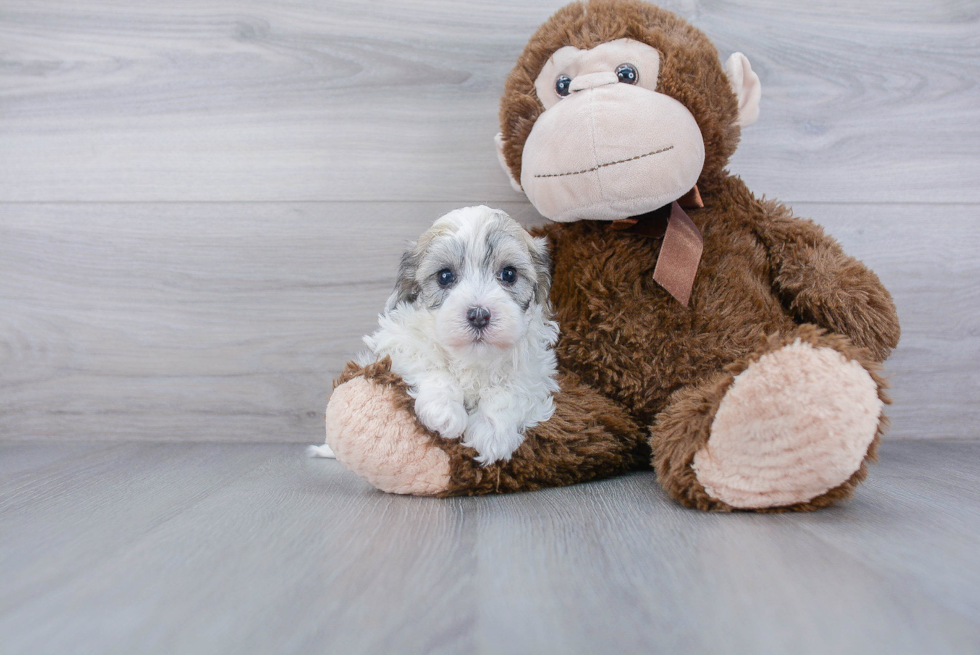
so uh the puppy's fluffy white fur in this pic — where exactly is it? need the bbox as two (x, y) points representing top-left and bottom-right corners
(354, 206), (560, 465)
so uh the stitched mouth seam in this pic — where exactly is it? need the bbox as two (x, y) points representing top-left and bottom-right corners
(533, 145), (674, 178)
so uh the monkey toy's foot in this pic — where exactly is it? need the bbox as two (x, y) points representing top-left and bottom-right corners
(323, 358), (646, 497)
(325, 360), (452, 496)
(652, 326), (888, 511)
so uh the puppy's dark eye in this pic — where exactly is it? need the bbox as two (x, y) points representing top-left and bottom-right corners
(555, 74), (572, 97)
(616, 63), (638, 84)
(436, 269), (455, 287)
(498, 267), (517, 285)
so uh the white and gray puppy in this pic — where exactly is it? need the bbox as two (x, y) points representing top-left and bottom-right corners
(361, 205), (559, 465)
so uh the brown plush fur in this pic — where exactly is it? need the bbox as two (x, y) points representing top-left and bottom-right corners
(441, 370), (649, 496)
(538, 175), (899, 428)
(332, 0), (900, 510)
(529, 170), (897, 510)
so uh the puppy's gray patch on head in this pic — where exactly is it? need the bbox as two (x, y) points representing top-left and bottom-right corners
(386, 245), (423, 312)
(420, 234), (466, 277)
(462, 208), (553, 313)
(414, 222), (468, 310)
(527, 235), (552, 306)
(481, 221), (508, 272)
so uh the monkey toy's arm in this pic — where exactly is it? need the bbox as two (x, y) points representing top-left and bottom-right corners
(324, 358), (647, 496)
(756, 205), (900, 362)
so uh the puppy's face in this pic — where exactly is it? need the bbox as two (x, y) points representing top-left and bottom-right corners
(387, 206), (551, 353)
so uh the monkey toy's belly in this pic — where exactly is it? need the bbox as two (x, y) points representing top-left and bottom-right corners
(544, 222), (796, 426)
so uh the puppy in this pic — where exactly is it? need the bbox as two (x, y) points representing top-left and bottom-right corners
(351, 206), (559, 465)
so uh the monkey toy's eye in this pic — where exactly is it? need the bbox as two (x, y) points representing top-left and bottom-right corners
(498, 266), (517, 285)
(437, 269), (455, 287)
(615, 63), (638, 84)
(555, 74), (572, 97)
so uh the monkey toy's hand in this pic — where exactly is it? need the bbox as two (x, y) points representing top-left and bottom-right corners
(761, 212), (901, 361)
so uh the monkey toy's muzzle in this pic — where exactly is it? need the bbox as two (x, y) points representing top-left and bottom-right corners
(520, 83), (706, 223)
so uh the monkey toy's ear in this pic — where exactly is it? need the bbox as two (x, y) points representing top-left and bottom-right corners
(723, 53), (762, 127)
(494, 132), (524, 194)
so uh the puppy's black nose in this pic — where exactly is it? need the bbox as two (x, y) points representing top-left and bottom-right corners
(467, 306), (491, 330)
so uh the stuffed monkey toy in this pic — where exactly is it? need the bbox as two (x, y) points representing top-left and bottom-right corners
(323, 0), (900, 511)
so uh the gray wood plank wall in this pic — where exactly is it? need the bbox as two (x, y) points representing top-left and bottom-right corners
(1, 0), (978, 442)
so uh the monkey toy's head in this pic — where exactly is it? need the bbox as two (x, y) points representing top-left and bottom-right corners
(496, 0), (761, 223)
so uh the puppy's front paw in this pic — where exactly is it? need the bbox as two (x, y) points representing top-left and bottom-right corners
(415, 389), (468, 440)
(464, 415), (524, 466)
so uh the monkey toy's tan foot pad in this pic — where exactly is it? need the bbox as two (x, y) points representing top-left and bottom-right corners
(692, 339), (883, 509)
(325, 363), (451, 496)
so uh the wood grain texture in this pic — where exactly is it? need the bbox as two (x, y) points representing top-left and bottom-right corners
(0, 440), (978, 654)
(796, 202), (980, 441)
(0, 0), (977, 203)
(0, 201), (539, 441)
(0, 203), (980, 442)
(1, 201), (975, 442)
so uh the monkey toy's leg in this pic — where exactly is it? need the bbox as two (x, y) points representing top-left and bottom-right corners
(651, 324), (888, 512)
(325, 358), (647, 496)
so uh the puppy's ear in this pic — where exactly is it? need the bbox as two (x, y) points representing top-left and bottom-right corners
(385, 245), (421, 312)
(528, 235), (552, 305)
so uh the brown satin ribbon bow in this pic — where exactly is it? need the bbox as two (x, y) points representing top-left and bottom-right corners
(608, 186), (704, 307)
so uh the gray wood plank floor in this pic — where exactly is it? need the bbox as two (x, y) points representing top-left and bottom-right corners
(1, 440), (978, 654)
